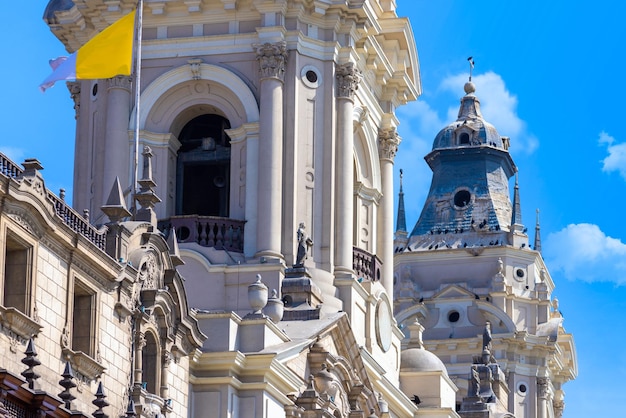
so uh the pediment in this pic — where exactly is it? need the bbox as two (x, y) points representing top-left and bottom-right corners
(432, 285), (476, 300)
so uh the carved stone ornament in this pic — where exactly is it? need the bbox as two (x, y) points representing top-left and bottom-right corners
(139, 252), (161, 290)
(336, 62), (362, 99)
(188, 58), (203, 80)
(67, 81), (81, 119)
(255, 42), (288, 81)
(378, 128), (401, 161)
(553, 400), (564, 418)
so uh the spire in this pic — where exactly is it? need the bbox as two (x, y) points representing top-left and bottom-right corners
(101, 177), (132, 223)
(396, 169), (407, 233)
(511, 172), (522, 227)
(534, 209), (542, 253)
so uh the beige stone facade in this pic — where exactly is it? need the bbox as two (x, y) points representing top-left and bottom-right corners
(0, 1), (574, 417)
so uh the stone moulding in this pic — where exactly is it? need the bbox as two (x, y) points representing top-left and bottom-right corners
(61, 347), (106, 382)
(0, 306), (43, 340)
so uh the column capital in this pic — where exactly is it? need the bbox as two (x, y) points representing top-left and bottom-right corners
(378, 127), (401, 161)
(335, 62), (362, 100)
(254, 41), (288, 81)
(107, 75), (132, 91)
(537, 377), (550, 399)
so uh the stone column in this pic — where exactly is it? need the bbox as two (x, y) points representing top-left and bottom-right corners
(134, 332), (146, 387)
(104, 76), (132, 205)
(378, 128), (400, 298)
(160, 350), (171, 400)
(254, 42), (287, 259)
(537, 377), (549, 418)
(334, 62), (362, 276)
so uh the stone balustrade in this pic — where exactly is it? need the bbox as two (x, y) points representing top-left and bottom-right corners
(159, 216), (245, 252)
(353, 247), (382, 282)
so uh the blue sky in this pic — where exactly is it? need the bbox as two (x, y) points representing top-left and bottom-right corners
(3, 1), (625, 417)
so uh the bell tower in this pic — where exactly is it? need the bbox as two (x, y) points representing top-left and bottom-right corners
(394, 80), (577, 418)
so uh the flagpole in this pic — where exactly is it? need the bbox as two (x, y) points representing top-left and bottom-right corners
(131, 0), (144, 217)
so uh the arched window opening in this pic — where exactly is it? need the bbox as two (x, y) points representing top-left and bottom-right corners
(176, 114), (231, 216)
(459, 132), (470, 145)
(142, 332), (159, 394)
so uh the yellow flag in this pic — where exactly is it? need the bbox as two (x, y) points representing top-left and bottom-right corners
(76, 10), (136, 79)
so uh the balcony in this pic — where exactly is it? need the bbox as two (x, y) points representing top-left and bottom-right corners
(353, 247), (382, 282)
(159, 215), (245, 252)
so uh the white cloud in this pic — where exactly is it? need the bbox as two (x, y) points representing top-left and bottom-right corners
(395, 100), (442, 225)
(440, 72), (538, 154)
(544, 223), (626, 283)
(598, 131), (626, 180)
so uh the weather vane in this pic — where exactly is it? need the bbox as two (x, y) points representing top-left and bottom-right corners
(467, 56), (475, 81)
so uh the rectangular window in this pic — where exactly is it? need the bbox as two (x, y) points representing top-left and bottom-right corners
(72, 281), (95, 356)
(3, 233), (33, 314)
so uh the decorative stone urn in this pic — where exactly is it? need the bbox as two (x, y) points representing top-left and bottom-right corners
(263, 289), (284, 323)
(248, 274), (268, 315)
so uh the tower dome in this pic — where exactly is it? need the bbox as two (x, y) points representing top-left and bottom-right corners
(43, 0), (75, 23)
(432, 84), (506, 151)
(400, 348), (448, 375)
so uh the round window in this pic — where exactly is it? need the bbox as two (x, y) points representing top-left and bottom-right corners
(517, 383), (527, 396)
(305, 70), (318, 83)
(454, 190), (471, 208)
(448, 311), (460, 323)
(301, 65), (322, 88)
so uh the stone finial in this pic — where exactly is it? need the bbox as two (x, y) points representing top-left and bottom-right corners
(247, 274), (268, 316)
(134, 146), (162, 225)
(166, 227), (184, 266)
(263, 289), (284, 323)
(125, 398), (137, 417)
(313, 364), (333, 396)
(92, 381), (110, 418)
(101, 177), (131, 223)
(21, 338), (41, 389)
(58, 361), (77, 409)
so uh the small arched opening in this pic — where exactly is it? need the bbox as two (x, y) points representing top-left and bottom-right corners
(142, 331), (160, 394)
(176, 114), (231, 216)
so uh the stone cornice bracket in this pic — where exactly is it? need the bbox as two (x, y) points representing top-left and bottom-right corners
(107, 75), (132, 91)
(254, 41), (288, 82)
(336, 62), (362, 101)
(66, 81), (81, 120)
(378, 127), (401, 161)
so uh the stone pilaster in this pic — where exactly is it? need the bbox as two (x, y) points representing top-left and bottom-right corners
(378, 128), (400, 299)
(104, 75), (132, 210)
(334, 62), (362, 276)
(254, 42), (287, 259)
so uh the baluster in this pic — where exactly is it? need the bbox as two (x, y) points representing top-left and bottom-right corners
(199, 220), (207, 245)
(206, 221), (215, 247)
(215, 223), (224, 249)
(224, 225), (233, 250)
